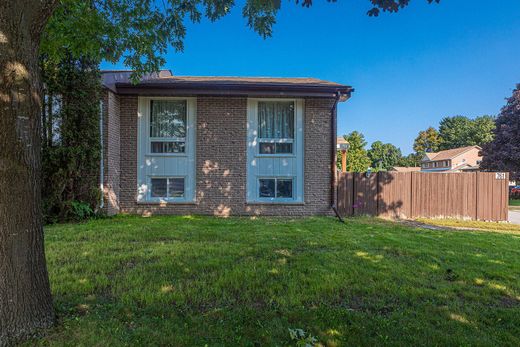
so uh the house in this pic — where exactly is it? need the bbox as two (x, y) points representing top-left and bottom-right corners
(420, 145), (482, 172)
(389, 166), (421, 173)
(100, 70), (353, 216)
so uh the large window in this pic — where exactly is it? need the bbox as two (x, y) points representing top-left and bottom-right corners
(258, 101), (294, 155)
(150, 100), (187, 153)
(259, 178), (293, 199)
(150, 177), (185, 198)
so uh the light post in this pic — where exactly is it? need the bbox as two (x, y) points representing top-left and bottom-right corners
(337, 139), (350, 173)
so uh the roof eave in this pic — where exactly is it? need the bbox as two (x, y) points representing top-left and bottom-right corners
(114, 82), (353, 99)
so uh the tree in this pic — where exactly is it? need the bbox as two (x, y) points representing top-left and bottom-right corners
(469, 115), (496, 146)
(0, 0), (439, 343)
(399, 152), (423, 167)
(438, 115), (495, 150)
(367, 141), (403, 171)
(481, 87), (520, 180)
(341, 131), (371, 172)
(413, 127), (441, 154)
(41, 56), (102, 223)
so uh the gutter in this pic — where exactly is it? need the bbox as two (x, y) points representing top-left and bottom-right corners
(99, 99), (104, 209)
(330, 91), (350, 223)
(114, 82), (353, 98)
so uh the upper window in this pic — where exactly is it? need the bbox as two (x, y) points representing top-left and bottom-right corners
(258, 101), (294, 154)
(150, 100), (187, 153)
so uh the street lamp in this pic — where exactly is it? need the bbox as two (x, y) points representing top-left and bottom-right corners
(337, 138), (350, 173)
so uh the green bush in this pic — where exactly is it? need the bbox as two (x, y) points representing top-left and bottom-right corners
(65, 201), (94, 221)
(41, 54), (101, 224)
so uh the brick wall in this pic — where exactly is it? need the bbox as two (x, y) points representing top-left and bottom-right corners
(101, 90), (120, 215)
(111, 95), (335, 216)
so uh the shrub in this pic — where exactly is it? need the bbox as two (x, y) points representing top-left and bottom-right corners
(41, 54), (101, 224)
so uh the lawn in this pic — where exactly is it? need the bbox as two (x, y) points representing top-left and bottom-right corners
(417, 218), (520, 234)
(30, 215), (520, 346)
(510, 199), (520, 207)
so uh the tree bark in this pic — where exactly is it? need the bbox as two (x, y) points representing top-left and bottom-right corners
(0, 1), (58, 345)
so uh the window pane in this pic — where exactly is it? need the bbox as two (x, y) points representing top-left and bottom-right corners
(259, 143), (275, 154)
(151, 178), (167, 197)
(151, 142), (164, 153)
(275, 143), (293, 154)
(276, 179), (293, 198)
(165, 142), (185, 153)
(150, 100), (186, 138)
(168, 178), (184, 197)
(259, 179), (275, 198)
(151, 141), (185, 153)
(258, 101), (294, 139)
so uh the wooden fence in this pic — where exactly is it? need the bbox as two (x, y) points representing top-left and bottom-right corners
(336, 172), (509, 221)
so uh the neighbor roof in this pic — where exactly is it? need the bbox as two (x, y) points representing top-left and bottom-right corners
(390, 167), (421, 172)
(101, 70), (353, 98)
(423, 145), (482, 161)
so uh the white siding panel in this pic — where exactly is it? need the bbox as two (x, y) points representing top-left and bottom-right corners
(137, 97), (196, 202)
(246, 98), (304, 203)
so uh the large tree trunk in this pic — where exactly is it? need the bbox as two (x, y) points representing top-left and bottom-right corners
(0, 1), (57, 345)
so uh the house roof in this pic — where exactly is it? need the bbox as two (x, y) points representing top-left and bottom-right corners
(389, 167), (421, 172)
(101, 70), (353, 99)
(422, 145), (482, 162)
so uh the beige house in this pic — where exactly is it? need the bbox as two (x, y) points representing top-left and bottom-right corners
(421, 145), (482, 172)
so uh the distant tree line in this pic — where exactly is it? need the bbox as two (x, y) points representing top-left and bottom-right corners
(338, 91), (520, 175)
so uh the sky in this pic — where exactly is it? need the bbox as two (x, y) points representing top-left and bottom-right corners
(102, 0), (520, 154)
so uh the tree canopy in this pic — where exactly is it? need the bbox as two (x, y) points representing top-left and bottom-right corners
(481, 87), (520, 179)
(413, 126), (441, 154)
(40, 0), (440, 78)
(438, 115), (495, 150)
(368, 141), (403, 171)
(340, 131), (371, 172)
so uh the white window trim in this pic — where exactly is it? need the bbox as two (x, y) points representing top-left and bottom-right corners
(137, 96), (197, 203)
(246, 98), (304, 203)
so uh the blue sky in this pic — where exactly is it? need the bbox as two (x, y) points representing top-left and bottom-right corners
(102, 0), (520, 154)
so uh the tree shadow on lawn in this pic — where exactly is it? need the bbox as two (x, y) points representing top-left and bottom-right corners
(32, 216), (520, 346)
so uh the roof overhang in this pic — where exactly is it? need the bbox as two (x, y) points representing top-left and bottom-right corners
(114, 82), (353, 100)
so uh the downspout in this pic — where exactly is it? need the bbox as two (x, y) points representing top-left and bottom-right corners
(330, 92), (344, 222)
(99, 99), (104, 209)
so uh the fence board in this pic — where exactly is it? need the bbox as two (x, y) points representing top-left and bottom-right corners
(378, 172), (412, 218)
(337, 173), (354, 217)
(353, 173), (378, 216)
(336, 171), (508, 221)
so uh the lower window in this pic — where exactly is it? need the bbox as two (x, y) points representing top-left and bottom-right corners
(259, 178), (293, 199)
(150, 177), (185, 198)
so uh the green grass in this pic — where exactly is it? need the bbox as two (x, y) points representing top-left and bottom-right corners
(417, 218), (520, 234)
(510, 199), (520, 207)
(30, 215), (520, 346)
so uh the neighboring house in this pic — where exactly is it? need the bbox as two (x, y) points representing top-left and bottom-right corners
(420, 145), (482, 172)
(389, 167), (421, 173)
(100, 70), (353, 216)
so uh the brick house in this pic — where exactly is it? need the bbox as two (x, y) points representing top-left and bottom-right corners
(100, 70), (353, 216)
(420, 145), (483, 172)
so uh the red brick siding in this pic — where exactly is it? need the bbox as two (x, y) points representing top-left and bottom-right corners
(102, 90), (120, 215)
(111, 95), (334, 216)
